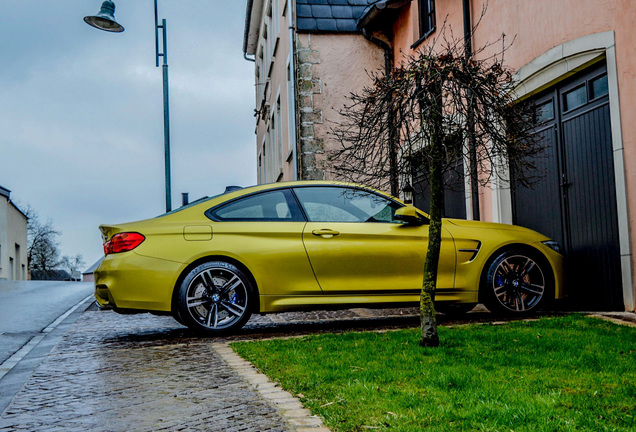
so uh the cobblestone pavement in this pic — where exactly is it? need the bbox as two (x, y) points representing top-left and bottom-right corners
(0, 306), (423, 432)
(3, 304), (634, 432)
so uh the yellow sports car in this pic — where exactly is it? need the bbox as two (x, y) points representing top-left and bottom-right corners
(94, 181), (564, 333)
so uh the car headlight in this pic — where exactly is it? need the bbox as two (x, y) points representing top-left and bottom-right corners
(541, 240), (562, 254)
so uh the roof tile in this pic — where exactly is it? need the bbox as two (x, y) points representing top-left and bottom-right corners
(297, 17), (318, 29)
(335, 19), (359, 31)
(296, 0), (378, 33)
(315, 18), (339, 31)
(297, 4), (312, 16)
(311, 5), (333, 17)
(331, 5), (354, 18)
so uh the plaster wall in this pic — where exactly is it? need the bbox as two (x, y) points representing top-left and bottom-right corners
(0, 198), (7, 279)
(0, 198), (28, 280)
(390, 0), (636, 309)
(298, 33), (385, 181)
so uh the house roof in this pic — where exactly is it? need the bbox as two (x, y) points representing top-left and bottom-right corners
(83, 257), (104, 275)
(296, 0), (378, 32)
(243, 0), (385, 56)
(0, 185), (10, 200)
(0, 185), (28, 220)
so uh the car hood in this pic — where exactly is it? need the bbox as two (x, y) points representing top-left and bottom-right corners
(445, 218), (542, 234)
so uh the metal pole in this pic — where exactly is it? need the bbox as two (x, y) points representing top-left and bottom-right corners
(463, 0), (479, 221)
(161, 19), (171, 213)
(155, 0), (171, 212)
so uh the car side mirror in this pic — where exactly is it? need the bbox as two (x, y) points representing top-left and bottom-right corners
(395, 206), (425, 225)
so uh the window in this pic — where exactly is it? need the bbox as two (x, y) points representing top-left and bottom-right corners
(261, 136), (267, 183)
(293, 187), (402, 223)
(418, 0), (436, 39)
(563, 84), (586, 112)
(276, 97), (283, 180)
(286, 58), (296, 164)
(536, 100), (554, 123)
(273, 0), (280, 41)
(209, 190), (302, 222)
(590, 74), (608, 100)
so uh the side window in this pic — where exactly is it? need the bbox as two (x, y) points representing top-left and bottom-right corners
(293, 187), (402, 223)
(209, 190), (302, 222)
(418, 0), (436, 39)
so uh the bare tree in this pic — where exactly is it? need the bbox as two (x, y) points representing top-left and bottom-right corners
(330, 28), (543, 347)
(25, 206), (62, 279)
(60, 254), (86, 280)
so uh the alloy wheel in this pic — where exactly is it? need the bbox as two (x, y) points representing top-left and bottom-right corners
(491, 254), (545, 312)
(184, 266), (249, 330)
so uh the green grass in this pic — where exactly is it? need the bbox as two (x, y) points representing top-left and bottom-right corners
(231, 315), (636, 432)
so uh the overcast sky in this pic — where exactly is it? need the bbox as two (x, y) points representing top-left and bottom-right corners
(0, 1), (256, 269)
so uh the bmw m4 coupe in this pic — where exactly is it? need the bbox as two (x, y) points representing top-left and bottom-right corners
(94, 181), (564, 334)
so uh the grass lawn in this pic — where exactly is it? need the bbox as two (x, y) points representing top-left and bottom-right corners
(231, 315), (636, 432)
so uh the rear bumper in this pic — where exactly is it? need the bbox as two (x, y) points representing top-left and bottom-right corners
(94, 252), (185, 312)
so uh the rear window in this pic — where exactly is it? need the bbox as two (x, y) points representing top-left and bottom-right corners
(209, 190), (303, 222)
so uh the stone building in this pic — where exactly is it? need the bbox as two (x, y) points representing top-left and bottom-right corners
(243, 0), (636, 312)
(243, 0), (384, 183)
(0, 186), (28, 280)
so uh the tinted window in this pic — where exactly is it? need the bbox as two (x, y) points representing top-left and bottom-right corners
(590, 74), (608, 100)
(210, 190), (301, 221)
(563, 84), (586, 111)
(536, 100), (554, 123)
(294, 187), (401, 223)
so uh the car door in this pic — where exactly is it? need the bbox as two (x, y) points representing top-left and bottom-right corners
(207, 188), (321, 296)
(293, 186), (456, 294)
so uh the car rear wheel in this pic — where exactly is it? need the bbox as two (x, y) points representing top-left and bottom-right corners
(177, 261), (254, 334)
(482, 249), (551, 315)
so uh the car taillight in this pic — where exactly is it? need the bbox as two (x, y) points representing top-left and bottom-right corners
(104, 232), (145, 255)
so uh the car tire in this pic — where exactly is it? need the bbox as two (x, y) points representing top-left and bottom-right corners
(482, 249), (552, 316)
(176, 261), (254, 334)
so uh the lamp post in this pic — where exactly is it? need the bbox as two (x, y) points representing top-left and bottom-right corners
(402, 182), (414, 204)
(85, 1), (173, 213)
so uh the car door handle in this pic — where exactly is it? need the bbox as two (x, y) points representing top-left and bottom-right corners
(312, 229), (340, 238)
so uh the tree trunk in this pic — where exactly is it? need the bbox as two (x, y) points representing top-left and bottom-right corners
(420, 82), (443, 348)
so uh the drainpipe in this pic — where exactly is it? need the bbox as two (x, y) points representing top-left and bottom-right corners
(288, 0), (298, 180)
(463, 0), (480, 221)
(362, 28), (399, 197)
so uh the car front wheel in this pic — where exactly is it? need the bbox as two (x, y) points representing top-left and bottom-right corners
(482, 249), (552, 315)
(176, 261), (254, 334)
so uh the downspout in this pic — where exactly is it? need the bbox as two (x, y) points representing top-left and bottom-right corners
(463, 0), (480, 220)
(362, 28), (399, 196)
(288, 0), (299, 180)
(243, 0), (255, 61)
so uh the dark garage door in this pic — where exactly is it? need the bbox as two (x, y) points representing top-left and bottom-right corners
(512, 62), (623, 310)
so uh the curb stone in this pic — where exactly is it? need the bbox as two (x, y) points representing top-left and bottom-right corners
(212, 342), (331, 432)
(587, 312), (636, 327)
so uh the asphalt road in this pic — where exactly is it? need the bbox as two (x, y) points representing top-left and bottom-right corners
(0, 281), (94, 364)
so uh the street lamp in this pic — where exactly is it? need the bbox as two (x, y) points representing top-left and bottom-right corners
(402, 182), (414, 204)
(85, 0), (173, 213)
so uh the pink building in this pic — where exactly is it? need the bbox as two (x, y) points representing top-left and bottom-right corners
(243, 0), (635, 311)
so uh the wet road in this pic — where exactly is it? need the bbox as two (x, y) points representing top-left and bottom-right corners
(0, 281), (93, 364)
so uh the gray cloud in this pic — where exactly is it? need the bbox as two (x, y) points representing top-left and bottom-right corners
(0, 1), (256, 268)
